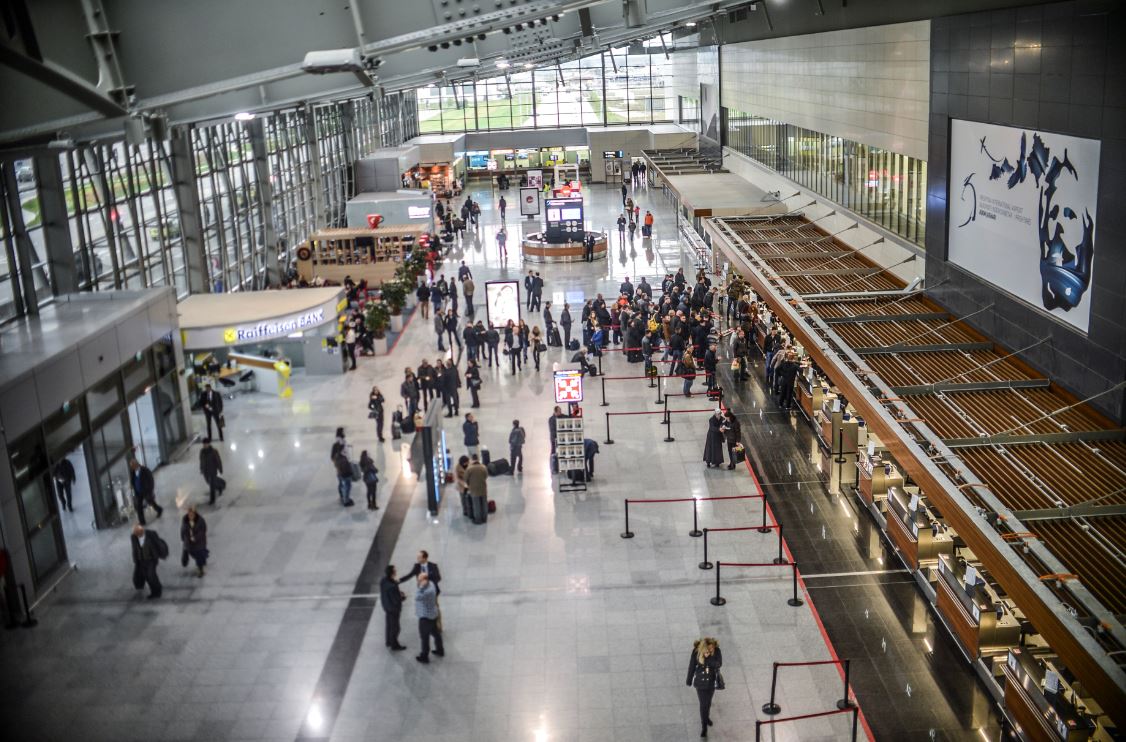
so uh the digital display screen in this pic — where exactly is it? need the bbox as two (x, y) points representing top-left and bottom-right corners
(561, 207), (582, 221)
(467, 153), (488, 168)
(546, 208), (562, 221)
(485, 280), (521, 329)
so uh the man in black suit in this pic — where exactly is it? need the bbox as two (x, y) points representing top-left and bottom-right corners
(130, 524), (163, 599)
(53, 457), (77, 512)
(129, 459), (163, 525)
(399, 550), (441, 594)
(200, 383), (224, 441)
(381, 565), (407, 650)
(524, 271), (534, 309)
(530, 272), (543, 312)
(560, 303), (573, 349)
(199, 438), (224, 506)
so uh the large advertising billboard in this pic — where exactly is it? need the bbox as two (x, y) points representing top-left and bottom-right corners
(485, 280), (521, 329)
(948, 119), (1100, 333)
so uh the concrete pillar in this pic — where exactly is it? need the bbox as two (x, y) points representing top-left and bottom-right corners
(33, 153), (78, 295)
(247, 118), (279, 287)
(167, 126), (209, 294)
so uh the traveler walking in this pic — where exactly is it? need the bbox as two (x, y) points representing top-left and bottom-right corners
(498, 195), (507, 220)
(417, 282), (431, 319)
(129, 458), (164, 524)
(442, 359), (461, 417)
(463, 276), (475, 316)
(131, 523), (165, 599)
(686, 637), (724, 737)
(508, 420), (526, 474)
(465, 359), (482, 407)
(524, 271), (534, 310)
(180, 506), (209, 577)
(380, 565), (407, 650)
(703, 409), (726, 468)
(445, 308), (461, 351)
(530, 272), (543, 312)
(413, 573), (444, 663)
(497, 226), (508, 257)
(722, 410), (742, 470)
(462, 413), (480, 457)
(199, 438), (224, 505)
(485, 324), (501, 367)
(53, 457), (76, 512)
(368, 386), (386, 441)
(434, 311), (446, 351)
(531, 326), (544, 370)
(359, 450), (379, 510)
(332, 430), (356, 507)
(466, 454), (489, 524)
(200, 383), (225, 441)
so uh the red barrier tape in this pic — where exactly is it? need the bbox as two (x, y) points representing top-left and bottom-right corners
(758, 707), (856, 726)
(627, 494), (763, 505)
(718, 561), (794, 568)
(706, 524), (776, 532)
(606, 410), (668, 416)
(600, 373), (714, 381)
(775, 659), (846, 668)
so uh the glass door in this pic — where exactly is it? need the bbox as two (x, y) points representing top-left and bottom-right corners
(10, 429), (68, 586)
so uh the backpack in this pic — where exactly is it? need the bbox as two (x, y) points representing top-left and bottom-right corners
(647, 317), (659, 333)
(154, 534), (170, 560)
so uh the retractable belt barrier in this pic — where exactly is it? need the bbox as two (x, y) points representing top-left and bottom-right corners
(698, 523), (783, 570)
(710, 561), (803, 608)
(603, 407), (712, 445)
(760, 658), (857, 716)
(754, 707), (860, 742)
(619, 495), (765, 540)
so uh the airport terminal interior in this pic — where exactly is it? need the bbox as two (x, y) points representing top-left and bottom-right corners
(0, 1), (1123, 740)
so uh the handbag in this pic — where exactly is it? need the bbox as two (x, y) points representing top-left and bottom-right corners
(180, 548), (189, 568)
(715, 671), (726, 690)
(368, 410), (378, 419)
(730, 358), (741, 371)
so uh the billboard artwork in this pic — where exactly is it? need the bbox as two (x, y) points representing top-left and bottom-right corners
(948, 119), (1100, 333)
(485, 280), (521, 329)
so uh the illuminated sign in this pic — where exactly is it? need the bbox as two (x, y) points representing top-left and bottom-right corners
(226, 308), (326, 344)
(407, 206), (431, 219)
(485, 280), (521, 329)
(554, 369), (584, 404)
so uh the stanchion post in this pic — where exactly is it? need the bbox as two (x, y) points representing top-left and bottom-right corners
(762, 661), (782, 715)
(773, 523), (786, 565)
(19, 584), (37, 628)
(709, 562), (726, 606)
(663, 401), (675, 443)
(754, 721), (762, 742)
(600, 376), (608, 407)
(597, 350), (603, 376)
(689, 498), (702, 537)
(699, 528), (713, 570)
(654, 373), (662, 405)
(604, 412), (614, 445)
(837, 658), (855, 710)
(851, 706), (860, 742)
(758, 496), (772, 533)
(620, 499), (634, 539)
(788, 562), (804, 607)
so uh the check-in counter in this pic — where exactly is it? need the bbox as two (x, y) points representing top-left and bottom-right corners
(796, 369), (827, 424)
(814, 397), (859, 494)
(885, 487), (954, 570)
(1002, 648), (1097, 742)
(936, 554), (1022, 659)
(857, 451), (904, 506)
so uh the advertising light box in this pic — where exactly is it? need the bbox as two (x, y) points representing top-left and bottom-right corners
(485, 280), (521, 329)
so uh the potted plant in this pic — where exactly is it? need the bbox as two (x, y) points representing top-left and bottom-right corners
(381, 280), (408, 332)
(395, 264), (418, 308)
(364, 301), (391, 355)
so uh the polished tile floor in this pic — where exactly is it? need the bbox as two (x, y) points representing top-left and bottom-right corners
(1, 182), (996, 742)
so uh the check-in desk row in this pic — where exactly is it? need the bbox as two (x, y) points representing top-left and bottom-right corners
(935, 554), (1022, 660)
(795, 367), (828, 423)
(1002, 647), (1097, 742)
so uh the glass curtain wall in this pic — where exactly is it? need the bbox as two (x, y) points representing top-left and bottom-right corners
(0, 91), (418, 324)
(416, 48), (674, 133)
(725, 110), (927, 246)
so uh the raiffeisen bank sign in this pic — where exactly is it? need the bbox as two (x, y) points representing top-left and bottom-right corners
(227, 309), (325, 343)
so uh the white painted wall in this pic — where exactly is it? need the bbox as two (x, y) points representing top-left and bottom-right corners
(720, 21), (930, 161)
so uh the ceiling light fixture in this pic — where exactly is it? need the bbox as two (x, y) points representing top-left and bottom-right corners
(497, 59), (510, 68)
(523, 62), (534, 69)
(234, 112), (255, 121)
(686, 21), (697, 27)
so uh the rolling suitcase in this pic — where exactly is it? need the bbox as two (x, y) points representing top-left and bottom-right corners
(487, 458), (511, 475)
(480, 446), (490, 466)
(548, 327), (562, 346)
(568, 339), (580, 351)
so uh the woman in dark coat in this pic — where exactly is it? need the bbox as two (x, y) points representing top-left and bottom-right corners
(702, 409), (726, 468)
(465, 359), (482, 408)
(686, 637), (723, 737)
(368, 386), (385, 442)
(359, 450), (379, 510)
(721, 410), (742, 470)
(180, 506), (209, 577)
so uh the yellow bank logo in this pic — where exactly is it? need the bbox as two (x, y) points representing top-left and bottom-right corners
(223, 327), (237, 344)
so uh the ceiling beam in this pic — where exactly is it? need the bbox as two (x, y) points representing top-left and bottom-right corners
(0, 42), (127, 117)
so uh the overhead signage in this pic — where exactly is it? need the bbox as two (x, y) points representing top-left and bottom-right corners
(554, 370), (584, 404)
(226, 308), (325, 344)
(407, 206), (431, 219)
(602, 150), (624, 158)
